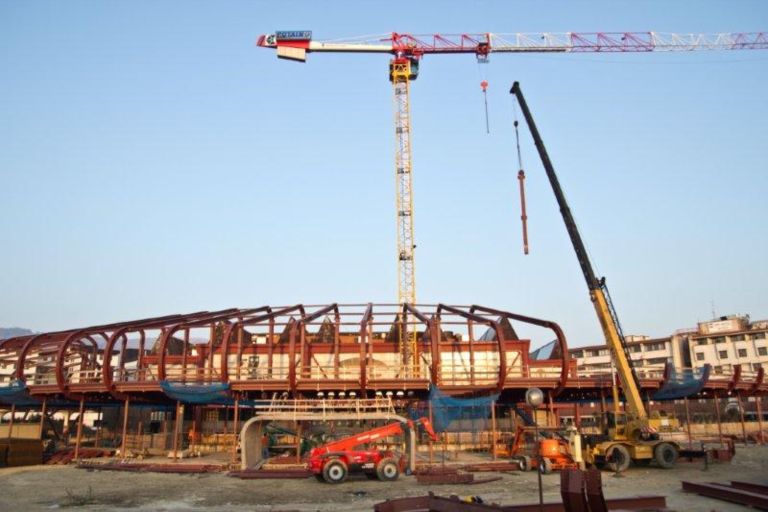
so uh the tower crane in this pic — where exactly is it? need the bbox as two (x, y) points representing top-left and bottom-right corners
(257, 29), (766, 369)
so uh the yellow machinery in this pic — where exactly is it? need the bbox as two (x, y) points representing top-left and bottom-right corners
(511, 82), (679, 472)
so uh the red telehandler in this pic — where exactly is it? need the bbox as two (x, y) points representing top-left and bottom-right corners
(308, 417), (438, 483)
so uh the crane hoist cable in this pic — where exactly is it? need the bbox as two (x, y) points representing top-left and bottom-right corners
(480, 80), (490, 134)
(512, 101), (529, 255)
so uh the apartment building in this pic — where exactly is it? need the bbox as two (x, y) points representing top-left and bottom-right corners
(570, 334), (685, 377)
(570, 314), (768, 376)
(688, 316), (768, 376)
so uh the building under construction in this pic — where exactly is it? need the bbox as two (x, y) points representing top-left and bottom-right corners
(1, 303), (766, 467)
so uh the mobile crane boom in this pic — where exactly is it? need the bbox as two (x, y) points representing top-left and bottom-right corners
(510, 81), (646, 421)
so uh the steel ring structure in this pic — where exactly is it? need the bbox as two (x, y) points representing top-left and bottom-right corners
(0, 303), (765, 409)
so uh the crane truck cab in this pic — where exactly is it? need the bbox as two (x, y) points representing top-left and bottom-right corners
(581, 411), (679, 471)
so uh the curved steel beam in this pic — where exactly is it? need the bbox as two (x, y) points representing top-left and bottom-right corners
(219, 305), (303, 382)
(438, 304), (507, 392)
(358, 303), (373, 392)
(469, 305), (569, 396)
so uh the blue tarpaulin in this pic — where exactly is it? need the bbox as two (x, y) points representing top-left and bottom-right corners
(159, 381), (234, 405)
(652, 364), (710, 400)
(0, 380), (40, 406)
(410, 385), (499, 432)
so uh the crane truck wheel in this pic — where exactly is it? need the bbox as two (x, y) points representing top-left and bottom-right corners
(376, 457), (399, 481)
(606, 445), (631, 473)
(322, 459), (348, 484)
(518, 456), (532, 471)
(654, 442), (678, 469)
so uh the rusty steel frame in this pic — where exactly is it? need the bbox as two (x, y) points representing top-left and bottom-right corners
(0, 303), (765, 411)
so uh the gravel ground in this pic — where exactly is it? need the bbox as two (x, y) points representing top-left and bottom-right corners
(1, 446), (767, 511)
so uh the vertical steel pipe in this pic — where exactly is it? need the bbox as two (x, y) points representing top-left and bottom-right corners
(7, 404), (16, 440)
(714, 393), (724, 444)
(231, 396), (240, 465)
(172, 401), (182, 462)
(757, 395), (765, 445)
(491, 400), (497, 460)
(39, 398), (47, 439)
(684, 396), (692, 448)
(74, 397), (85, 460)
(121, 397), (130, 458)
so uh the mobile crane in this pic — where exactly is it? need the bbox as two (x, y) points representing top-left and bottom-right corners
(510, 82), (679, 472)
(308, 417), (438, 483)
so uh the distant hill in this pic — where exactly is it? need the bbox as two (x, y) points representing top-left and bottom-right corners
(0, 327), (34, 340)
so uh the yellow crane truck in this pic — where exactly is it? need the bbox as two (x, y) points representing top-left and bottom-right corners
(511, 82), (679, 472)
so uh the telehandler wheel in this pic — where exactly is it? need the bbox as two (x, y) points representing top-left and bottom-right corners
(539, 458), (553, 475)
(654, 442), (678, 469)
(606, 445), (631, 473)
(376, 457), (399, 481)
(322, 459), (348, 484)
(518, 455), (532, 471)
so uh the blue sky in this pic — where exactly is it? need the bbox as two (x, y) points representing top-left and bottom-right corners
(1, 1), (766, 348)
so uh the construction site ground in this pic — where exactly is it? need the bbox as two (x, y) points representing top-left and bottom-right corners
(1, 446), (766, 511)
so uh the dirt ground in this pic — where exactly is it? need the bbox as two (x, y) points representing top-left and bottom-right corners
(1, 446), (767, 511)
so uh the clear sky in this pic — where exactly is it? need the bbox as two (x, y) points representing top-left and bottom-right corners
(1, 1), (766, 349)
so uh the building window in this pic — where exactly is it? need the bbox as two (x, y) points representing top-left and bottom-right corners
(714, 336), (726, 344)
(718, 350), (728, 359)
(696, 339), (708, 346)
(754, 332), (766, 340)
(754, 363), (764, 372)
(738, 348), (748, 358)
(732, 334), (745, 341)
(630, 345), (642, 353)
(714, 365), (723, 375)
(696, 352), (705, 361)
(758, 347), (768, 356)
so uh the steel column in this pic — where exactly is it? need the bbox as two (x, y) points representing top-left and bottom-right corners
(74, 397), (85, 460)
(172, 401), (182, 462)
(7, 404), (16, 440)
(684, 396), (692, 448)
(231, 396), (240, 465)
(121, 397), (130, 458)
(714, 392), (724, 444)
(39, 398), (47, 439)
